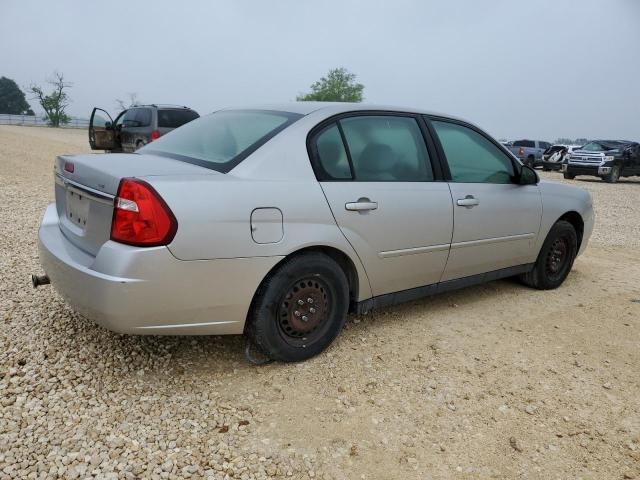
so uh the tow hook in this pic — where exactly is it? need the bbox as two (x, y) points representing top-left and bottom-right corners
(31, 274), (50, 288)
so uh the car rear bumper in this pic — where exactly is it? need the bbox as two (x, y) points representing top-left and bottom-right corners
(38, 203), (282, 335)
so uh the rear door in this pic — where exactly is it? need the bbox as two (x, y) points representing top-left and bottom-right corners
(428, 118), (542, 281)
(311, 113), (453, 296)
(88, 108), (119, 150)
(120, 107), (152, 151)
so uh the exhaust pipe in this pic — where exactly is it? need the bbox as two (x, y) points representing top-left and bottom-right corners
(31, 274), (50, 288)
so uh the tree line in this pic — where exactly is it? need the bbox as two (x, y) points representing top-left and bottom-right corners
(0, 68), (366, 127)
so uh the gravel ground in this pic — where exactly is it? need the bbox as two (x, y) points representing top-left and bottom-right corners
(1, 125), (639, 480)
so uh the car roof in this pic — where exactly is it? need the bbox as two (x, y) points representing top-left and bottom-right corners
(219, 102), (467, 121)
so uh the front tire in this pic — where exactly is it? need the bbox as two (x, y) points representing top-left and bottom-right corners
(246, 253), (349, 362)
(603, 165), (620, 183)
(563, 172), (575, 180)
(520, 220), (577, 290)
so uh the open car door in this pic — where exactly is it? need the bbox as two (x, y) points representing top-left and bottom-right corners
(89, 108), (120, 151)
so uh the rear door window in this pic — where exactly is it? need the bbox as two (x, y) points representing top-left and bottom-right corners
(158, 109), (200, 128)
(123, 108), (151, 127)
(339, 116), (434, 181)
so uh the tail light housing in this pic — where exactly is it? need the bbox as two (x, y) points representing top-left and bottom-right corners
(111, 178), (177, 247)
(150, 129), (161, 141)
(518, 147), (525, 157)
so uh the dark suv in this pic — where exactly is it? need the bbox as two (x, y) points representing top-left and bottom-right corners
(564, 140), (640, 183)
(89, 104), (199, 152)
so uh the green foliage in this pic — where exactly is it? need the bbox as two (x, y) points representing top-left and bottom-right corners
(29, 72), (71, 127)
(297, 68), (364, 102)
(0, 76), (34, 115)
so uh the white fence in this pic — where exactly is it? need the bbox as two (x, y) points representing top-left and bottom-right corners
(0, 114), (89, 129)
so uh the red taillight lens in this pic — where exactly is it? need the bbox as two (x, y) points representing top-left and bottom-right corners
(150, 129), (161, 141)
(518, 147), (525, 156)
(64, 161), (74, 173)
(110, 178), (177, 247)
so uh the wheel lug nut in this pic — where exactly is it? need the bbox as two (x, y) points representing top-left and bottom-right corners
(294, 311), (301, 317)
(302, 315), (308, 322)
(307, 298), (313, 304)
(309, 307), (316, 314)
(297, 299), (304, 305)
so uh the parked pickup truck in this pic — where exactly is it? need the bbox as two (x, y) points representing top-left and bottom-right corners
(564, 140), (640, 183)
(508, 140), (552, 168)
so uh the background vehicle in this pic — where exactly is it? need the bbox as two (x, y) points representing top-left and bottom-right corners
(508, 140), (552, 168)
(37, 103), (594, 362)
(541, 144), (583, 171)
(89, 104), (199, 152)
(564, 140), (640, 183)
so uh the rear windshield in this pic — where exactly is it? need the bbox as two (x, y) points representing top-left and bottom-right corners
(141, 110), (301, 172)
(157, 109), (199, 128)
(123, 108), (151, 127)
(513, 140), (535, 148)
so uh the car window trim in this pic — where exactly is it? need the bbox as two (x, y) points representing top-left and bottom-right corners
(424, 115), (521, 183)
(307, 110), (442, 182)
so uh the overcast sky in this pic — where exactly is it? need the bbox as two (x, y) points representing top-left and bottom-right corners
(2, 0), (639, 140)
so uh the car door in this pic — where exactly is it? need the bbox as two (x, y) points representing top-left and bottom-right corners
(428, 118), (542, 282)
(311, 114), (453, 297)
(88, 108), (120, 150)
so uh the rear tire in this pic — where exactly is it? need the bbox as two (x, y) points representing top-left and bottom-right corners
(603, 165), (620, 183)
(246, 253), (349, 362)
(563, 172), (575, 180)
(520, 220), (577, 290)
(135, 140), (145, 150)
(527, 156), (535, 168)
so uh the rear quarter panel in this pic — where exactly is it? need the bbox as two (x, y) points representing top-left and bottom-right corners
(145, 115), (374, 301)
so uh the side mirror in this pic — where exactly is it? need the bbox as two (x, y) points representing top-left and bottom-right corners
(519, 165), (539, 185)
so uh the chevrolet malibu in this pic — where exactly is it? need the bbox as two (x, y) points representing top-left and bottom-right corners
(36, 103), (594, 362)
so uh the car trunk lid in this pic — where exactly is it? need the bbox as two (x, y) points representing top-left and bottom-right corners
(54, 153), (218, 256)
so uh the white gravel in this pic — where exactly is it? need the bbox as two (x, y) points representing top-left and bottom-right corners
(1, 125), (639, 479)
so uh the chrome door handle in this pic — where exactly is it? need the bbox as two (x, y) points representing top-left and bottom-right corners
(456, 195), (479, 207)
(345, 199), (378, 211)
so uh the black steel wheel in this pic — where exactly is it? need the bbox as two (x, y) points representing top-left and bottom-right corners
(520, 220), (578, 290)
(246, 253), (349, 362)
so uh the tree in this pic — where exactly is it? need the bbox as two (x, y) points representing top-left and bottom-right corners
(297, 67), (364, 102)
(554, 138), (574, 145)
(575, 138), (589, 146)
(0, 76), (34, 115)
(115, 92), (141, 111)
(29, 72), (71, 127)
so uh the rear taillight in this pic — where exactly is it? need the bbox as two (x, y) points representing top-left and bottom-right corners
(64, 161), (74, 173)
(150, 130), (161, 141)
(110, 178), (177, 247)
(518, 147), (525, 157)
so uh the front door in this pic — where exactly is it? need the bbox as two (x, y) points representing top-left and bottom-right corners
(88, 108), (119, 150)
(311, 115), (454, 296)
(429, 118), (542, 281)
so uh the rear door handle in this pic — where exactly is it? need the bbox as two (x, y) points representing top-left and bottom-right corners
(345, 199), (378, 211)
(456, 195), (479, 207)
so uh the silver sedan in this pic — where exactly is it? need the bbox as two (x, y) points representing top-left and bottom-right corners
(36, 103), (594, 362)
